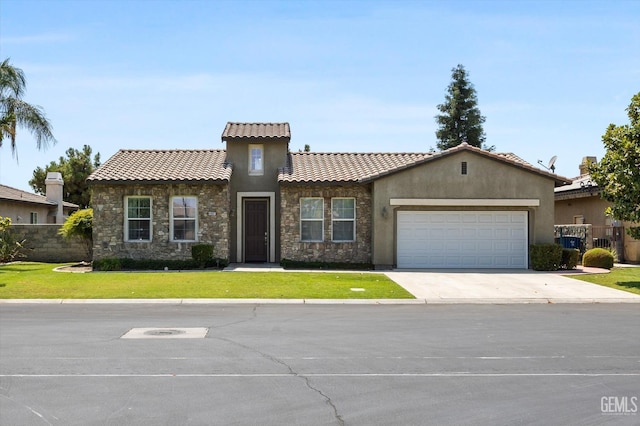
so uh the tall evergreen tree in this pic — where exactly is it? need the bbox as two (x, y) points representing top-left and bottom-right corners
(0, 58), (56, 158)
(435, 64), (488, 151)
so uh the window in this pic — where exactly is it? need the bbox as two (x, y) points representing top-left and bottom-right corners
(125, 197), (152, 241)
(249, 144), (264, 176)
(30, 212), (38, 224)
(171, 196), (197, 241)
(300, 198), (323, 241)
(332, 198), (355, 241)
(461, 161), (468, 175)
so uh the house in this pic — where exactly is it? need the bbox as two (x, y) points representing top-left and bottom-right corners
(88, 122), (569, 269)
(0, 172), (79, 224)
(555, 156), (639, 263)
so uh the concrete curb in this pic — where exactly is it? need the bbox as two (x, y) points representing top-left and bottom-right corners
(1, 298), (639, 305)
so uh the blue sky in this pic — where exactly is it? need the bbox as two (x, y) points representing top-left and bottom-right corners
(1, 0), (639, 192)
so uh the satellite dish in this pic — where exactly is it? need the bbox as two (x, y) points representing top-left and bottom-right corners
(537, 155), (558, 173)
(548, 156), (557, 173)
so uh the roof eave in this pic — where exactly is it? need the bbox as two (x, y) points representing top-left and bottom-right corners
(88, 178), (231, 185)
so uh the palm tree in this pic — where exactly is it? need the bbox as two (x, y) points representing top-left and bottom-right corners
(0, 58), (56, 158)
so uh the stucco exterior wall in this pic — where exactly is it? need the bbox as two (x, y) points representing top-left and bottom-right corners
(0, 200), (65, 224)
(371, 151), (557, 267)
(91, 183), (230, 261)
(225, 139), (289, 262)
(280, 184), (372, 264)
(555, 194), (610, 226)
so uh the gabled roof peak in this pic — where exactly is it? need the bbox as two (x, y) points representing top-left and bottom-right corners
(222, 122), (290, 142)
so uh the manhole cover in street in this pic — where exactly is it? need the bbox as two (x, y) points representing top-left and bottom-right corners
(121, 327), (208, 339)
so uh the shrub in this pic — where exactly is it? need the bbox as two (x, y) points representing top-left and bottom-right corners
(280, 258), (373, 270)
(191, 244), (214, 268)
(560, 248), (579, 270)
(92, 257), (229, 271)
(58, 208), (93, 261)
(0, 216), (26, 263)
(529, 243), (563, 271)
(93, 258), (121, 271)
(582, 248), (614, 269)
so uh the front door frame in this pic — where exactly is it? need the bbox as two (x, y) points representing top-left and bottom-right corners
(236, 192), (275, 263)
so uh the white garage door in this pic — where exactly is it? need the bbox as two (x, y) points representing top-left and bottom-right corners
(397, 211), (528, 269)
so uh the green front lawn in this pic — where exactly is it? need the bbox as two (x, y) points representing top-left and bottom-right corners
(569, 267), (640, 295)
(0, 262), (414, 299)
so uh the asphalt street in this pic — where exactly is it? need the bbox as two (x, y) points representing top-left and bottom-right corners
(1, 304), (639, 425)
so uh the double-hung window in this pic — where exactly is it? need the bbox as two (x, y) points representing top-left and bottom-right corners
(171, 196), (197, 241)
(126, 196), (152, 241)
(249, 144), (264, 176)
(300, 197), (323, 241)
(331, 198), (355, 241)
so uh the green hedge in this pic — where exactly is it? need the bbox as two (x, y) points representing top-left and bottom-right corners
(529, 244), (563, 271)
(280, 258), (373, 270)
(582, 248), (614, 269)
(560, 249), (580, 270)
(191, 244), (214, 268)
(93, 257), (229, 271)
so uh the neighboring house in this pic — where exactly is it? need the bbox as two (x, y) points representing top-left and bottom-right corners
(88, 122), (569, 269)
(0, 172), (79, 224)
(555, 156), (639, 263)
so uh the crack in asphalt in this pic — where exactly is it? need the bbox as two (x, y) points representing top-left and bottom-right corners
(208, 307), (345, 425)
(207, 305), (258, 330)
(0, 393), (53, 425)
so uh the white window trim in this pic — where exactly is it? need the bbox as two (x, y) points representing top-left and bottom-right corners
(170, 196), (198, 242)
(331, 197), (356, 242)
(300, 197), (324, 242)
(124, 196), (153, 242)
(248, 144), (264, 176)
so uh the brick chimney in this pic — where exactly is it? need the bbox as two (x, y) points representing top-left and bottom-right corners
(45, 172), (64, 224)
(579, 156), (597, 176)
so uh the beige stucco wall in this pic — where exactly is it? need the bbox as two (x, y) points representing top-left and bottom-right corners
(1, 201), (51, 224)
(555, 194), (610, 226)
(91, 183), (230, 262)
(224, 139), (289, 262)
(371, 151), (557, 267)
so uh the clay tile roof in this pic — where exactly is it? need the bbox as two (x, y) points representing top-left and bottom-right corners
(278, 152), (433, 183)
(278, 143), (571, 186)
(0, 184), (78, 208)
(221, 122), (291, 141)
(87, 150), (232, 184)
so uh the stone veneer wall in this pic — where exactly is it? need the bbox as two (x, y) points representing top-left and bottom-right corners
(9, 224), (88, 262)
(280, 184), (372, 263)
(92, 183), (230, 261)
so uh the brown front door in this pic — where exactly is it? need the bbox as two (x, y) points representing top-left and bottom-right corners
(244, 199), (268, 262)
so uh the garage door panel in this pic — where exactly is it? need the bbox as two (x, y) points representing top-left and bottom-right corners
(397, 211), (528, 269)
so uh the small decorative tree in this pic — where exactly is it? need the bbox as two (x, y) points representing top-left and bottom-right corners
(58, 209), (93, 262)
(0, 216), (26, 263)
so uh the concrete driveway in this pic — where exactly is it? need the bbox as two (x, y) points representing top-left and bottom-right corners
(385, 267), (640, 304)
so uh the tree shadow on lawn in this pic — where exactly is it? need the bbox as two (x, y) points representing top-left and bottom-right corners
(617, 280), (640, 290)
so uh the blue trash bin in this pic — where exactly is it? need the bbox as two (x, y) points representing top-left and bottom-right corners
(561, 237), (581, 249)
